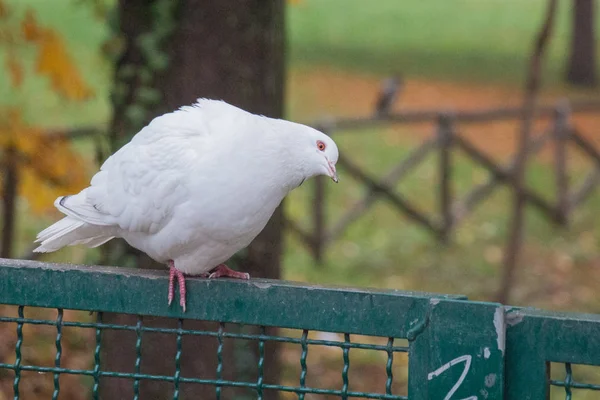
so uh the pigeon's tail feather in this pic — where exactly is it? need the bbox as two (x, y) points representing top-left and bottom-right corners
(81, 236), (114, 248)
(33, 216), (114, 253)
(54, 193), (113, 226)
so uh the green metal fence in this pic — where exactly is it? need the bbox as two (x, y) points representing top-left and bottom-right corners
(0, 259), (599, 399)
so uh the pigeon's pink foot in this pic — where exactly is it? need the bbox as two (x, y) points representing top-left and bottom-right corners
(208, 264), (250, 280)
(167, 260), (187, 312)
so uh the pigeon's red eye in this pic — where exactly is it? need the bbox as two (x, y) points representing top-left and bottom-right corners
(317, 140), (326, 151)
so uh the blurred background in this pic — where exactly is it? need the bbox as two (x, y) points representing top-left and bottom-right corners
(1, 0), (600, 398)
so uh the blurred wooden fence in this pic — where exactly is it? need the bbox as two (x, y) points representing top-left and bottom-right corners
(2, 95), (600, 262)
(285, 91), (600, 262)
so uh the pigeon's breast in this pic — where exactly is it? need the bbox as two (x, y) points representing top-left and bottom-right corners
(182, 144), (288, 240)
(124, 163), (286, 273)
(183, 172), (285, 242)
(120, 132), (292, 273)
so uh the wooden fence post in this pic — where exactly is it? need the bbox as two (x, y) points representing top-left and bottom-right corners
(437, 114), (454, 242)
(312, 124), (331, 264)
(313, 175), (325, 263)
(1, 145), (19, 259)
(553, 99), (571, 225)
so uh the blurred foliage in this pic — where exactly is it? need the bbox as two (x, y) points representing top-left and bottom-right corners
(0, 0), (91, 215)
(0, 3), (107, 395)
(0, 109), (88, 214)
(20, 11), (94, 100)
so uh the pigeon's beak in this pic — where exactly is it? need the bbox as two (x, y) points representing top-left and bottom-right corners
(327, 159), (338, 183)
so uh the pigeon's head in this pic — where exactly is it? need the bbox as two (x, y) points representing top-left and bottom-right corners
(300, 127), (339, 183)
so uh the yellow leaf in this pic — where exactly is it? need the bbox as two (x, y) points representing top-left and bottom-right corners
(21, 10), (41, 41)
(20, 166), (53, 214)
(0, 108), (31, 147)
(21, 11), (94, 100)
(6, 52), (23, 87)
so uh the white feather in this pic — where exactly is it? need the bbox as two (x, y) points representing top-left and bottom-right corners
(34, 216), (114, 253)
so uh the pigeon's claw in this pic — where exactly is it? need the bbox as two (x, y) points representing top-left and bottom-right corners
(208, 264), (250, 280)
(177, 269), (186, 312)
(168, 260), (187, 312)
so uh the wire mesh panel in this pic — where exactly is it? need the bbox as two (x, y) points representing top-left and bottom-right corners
(505, 308), (600, 400)
(0, 259), (506, 399)
(0, 307), (411, 399)
(549, 362), (600, 400)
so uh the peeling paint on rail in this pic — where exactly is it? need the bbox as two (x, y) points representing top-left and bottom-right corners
(494, 307), (505, 355)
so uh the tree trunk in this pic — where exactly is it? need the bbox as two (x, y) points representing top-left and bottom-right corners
(497, 0), (558, 303)
(566, 0), (597, 86)
(100, 1), (285, 399)
(1, 146), (18, 259)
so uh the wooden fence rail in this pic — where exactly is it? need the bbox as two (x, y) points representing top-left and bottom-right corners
(286, 94), (600, 262)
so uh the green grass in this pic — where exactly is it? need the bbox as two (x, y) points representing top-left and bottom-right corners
(288, 0), (594, 86)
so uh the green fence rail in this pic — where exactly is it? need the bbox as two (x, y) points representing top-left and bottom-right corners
(0, 259), (599, 399)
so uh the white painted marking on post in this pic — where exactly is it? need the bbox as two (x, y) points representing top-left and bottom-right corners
(483, 347), (491, 359)
(485, 373), (496, 388)
(428, 354), (478, 400)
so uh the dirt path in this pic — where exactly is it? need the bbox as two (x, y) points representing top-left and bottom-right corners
(288, 66), (600, 163)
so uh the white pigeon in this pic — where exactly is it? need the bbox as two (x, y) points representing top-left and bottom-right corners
(33, 99), (339, 311)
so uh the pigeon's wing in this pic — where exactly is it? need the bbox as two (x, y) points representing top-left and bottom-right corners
(56, 99), (252, 234)
(56, 135), (197, 234)
(102, 139), (197, 232)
